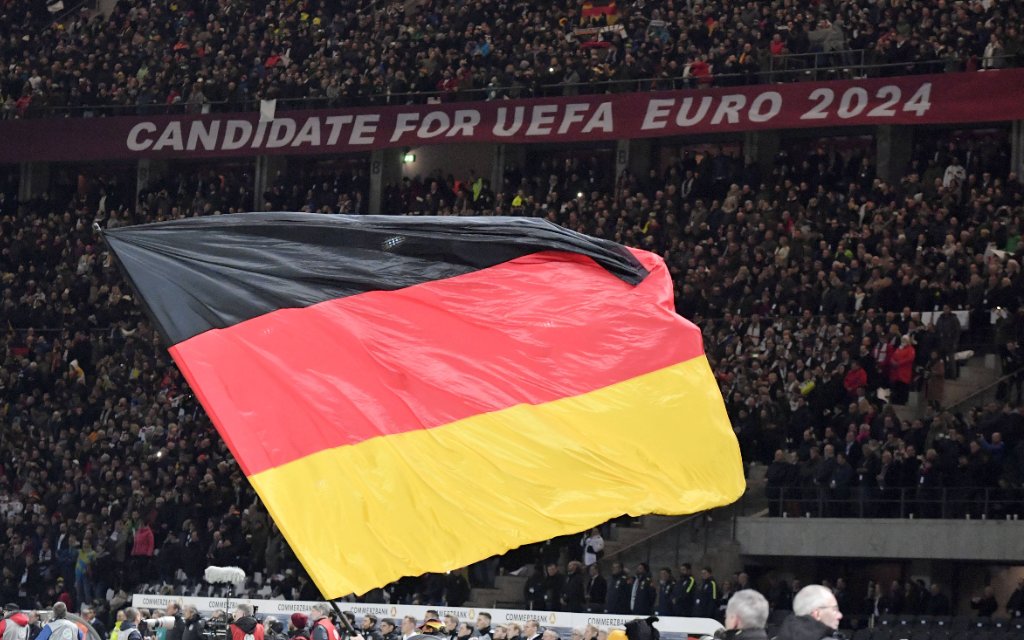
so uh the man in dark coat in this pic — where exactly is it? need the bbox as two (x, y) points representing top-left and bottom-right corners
(560, 562), (586, 613)
(630, 564), (656, 616)
(693, 568), (719, 619)
(606, 563), (631, 614)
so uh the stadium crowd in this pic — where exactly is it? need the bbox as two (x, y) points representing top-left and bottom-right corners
(2, 0), (1023, 117)
(4, 121), (1024, 613)
(3, 0), (1024, 616)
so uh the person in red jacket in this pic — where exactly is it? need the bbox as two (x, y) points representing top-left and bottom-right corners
(889, 336), (916, 405)
(0, 604), (30, 640)
(229, 605), (265, 640)
(843, 361), (867, 398)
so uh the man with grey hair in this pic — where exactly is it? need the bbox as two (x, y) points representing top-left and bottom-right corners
(776, 585), (842, 640)
(35, 604), (82, 640)
(721, 590), (769, 639)
(229, 604), (264, 640)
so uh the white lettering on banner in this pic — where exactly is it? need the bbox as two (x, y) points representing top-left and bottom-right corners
(292, 117), (322, 147)
(525, 105), (559, 136)
(800, 83), (934, 120)
(640, 99), (674, 130)
(418, 112), (451, 139)
(117, 80), (941, 156)
(187, 120), (221, 151)
(493, 107), (525, 136)
(748, 92), (782, 122)
(447, 110), (481, 137)
(131, 596), (721, 638)
(153, 122), (184, 151)
(710, 94), (746, 124)
(324, 115), (354, 145)
(223, 120), (253, 150)
(127, 122), (157, 151)
(675, 97), (713, 127)
(581, 102), (613, 133)
(251, 120), (269, 148)
(266, 119), (297, 148)
(351, 115), (380, 144)
(559, 104), (590, 134)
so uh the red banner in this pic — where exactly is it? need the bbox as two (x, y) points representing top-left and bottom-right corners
(2, 70), (1023, 163)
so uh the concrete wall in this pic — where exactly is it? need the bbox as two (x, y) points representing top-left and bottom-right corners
(736, 517), (1024, 561)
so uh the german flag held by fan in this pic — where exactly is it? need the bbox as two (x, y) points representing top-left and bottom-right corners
(581, 0), (619, 24)
(102, 213), (743, 598)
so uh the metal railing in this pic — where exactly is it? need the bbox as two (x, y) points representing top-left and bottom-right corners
(766, 486), (1024, 519)
(3, 52), (1018, 120)
(600, 513), (706, 569)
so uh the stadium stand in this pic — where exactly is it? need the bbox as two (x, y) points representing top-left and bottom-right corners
(3, 0), (1024, 628)
(0, 0), (1021, 117)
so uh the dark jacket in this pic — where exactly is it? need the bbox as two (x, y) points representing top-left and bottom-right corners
(694, 578), (719, 618)
(631, 575), (657, 616)
(182, 615), (205, 640)
(166, 615), (185, 640)
(562, 570), (586, 612)
(774, 615), (836, 640)
(670, 575), (697, 616)
(607, 571), (632, 614)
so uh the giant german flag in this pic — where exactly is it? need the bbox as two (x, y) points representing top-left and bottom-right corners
(103, 213), (743, 598)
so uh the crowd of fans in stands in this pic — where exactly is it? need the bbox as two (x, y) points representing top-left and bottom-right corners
(3, 0), (1024, 610)
(2, 0), (1023, 117)
(4, 122), (1024, 612)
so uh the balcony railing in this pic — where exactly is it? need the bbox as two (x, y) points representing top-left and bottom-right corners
(2, 53), (1018, 120)
(766, 486), (1024, 519)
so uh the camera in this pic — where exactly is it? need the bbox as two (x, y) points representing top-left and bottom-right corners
(145, 617), (178, 630)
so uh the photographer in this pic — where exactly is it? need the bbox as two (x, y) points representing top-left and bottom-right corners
(119, 610), (143, 640)
(37, 604), (83, 640)
(165, 603), (186, 640)
(181, 607), (204, 640)
(263, 618), (286, 640)
(229, 606), (263, 640)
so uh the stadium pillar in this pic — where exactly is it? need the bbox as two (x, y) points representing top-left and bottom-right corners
(876, 124), (914, 185)
(136, 159), (168, 203)
(744, 131), (780, 176)
(18, 162), (50, 201)
(369, 148), (402, 214)
(1013, 120), (1024, 182)
(253, 156), (287, 211)
(616, 139), (651, 183)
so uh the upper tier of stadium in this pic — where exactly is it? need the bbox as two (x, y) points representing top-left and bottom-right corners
(0, 0), (1021, 118)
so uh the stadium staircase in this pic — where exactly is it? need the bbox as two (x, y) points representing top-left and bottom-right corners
(465, 467), (770, 609)
(895, 352), (1004, 423)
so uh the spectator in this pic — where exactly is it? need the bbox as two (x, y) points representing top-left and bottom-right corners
(581, 529), (604, 567)
(585, 565), (607, 613)
(606, 564), (631, 615)
(629, 564), (656, 616)
(720, 590), (770, 640)
(777, 585), (843, 640)
(889, 336), (916, 405)
(560, 564), (586, 613)
(970, 586), (999, 617)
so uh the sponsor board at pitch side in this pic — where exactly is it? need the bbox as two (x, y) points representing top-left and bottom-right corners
(130, 595), (721, 636)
